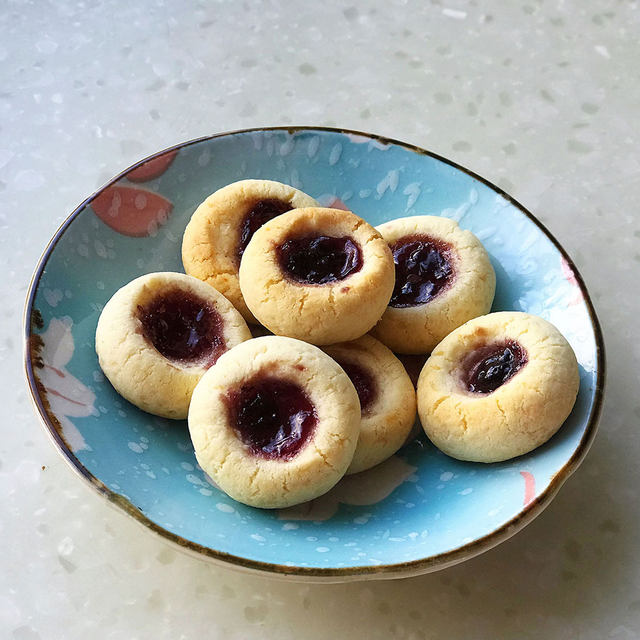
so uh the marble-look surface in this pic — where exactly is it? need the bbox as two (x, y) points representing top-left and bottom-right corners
(1, 1), (638, 638)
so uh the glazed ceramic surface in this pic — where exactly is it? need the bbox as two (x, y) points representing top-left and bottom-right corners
(25, 127), (603, 580)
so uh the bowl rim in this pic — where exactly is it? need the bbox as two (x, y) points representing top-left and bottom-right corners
(23, 125), (605, 581)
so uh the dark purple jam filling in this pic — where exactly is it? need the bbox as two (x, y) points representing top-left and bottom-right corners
(137, 288), (225, 366)
(277, 235), (363, 285)
(462, 341), (528, 394)
(389, 234), (454, 308)
(225, 376), (318, 460)
(336, 360), (377, 415)
(237, 198), (292, 263)
(396, 353), (429, 389)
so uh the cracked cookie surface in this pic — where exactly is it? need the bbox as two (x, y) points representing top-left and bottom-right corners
(372, 215), (496, 354)
(95, 272), (251, 419)
(417, 311), (580, 462)
(182, 179), (318, 323)
(239, 207), (395, 345)
(188, 336), (361, 508)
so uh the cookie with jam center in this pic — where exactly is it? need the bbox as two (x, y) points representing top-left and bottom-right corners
(182, 179), (318, 323)
(95, 272), (251, 419)
(323, 335), (417, 474)
(188, 336), (361, 508)
(239, 207), (395, 345)
(417, 311), (580, 462)
(372, 215), (496, 354)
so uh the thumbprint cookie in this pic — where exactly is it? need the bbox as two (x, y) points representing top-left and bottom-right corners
(323, 335), (416, 474)
(95, 272), (251, 419)
(182, 179), (318, 322)
(417, 311), (580, 462)
(372, 215), (496, 354)
(239, 207), (395, 345)
(188, 336), (361, 508)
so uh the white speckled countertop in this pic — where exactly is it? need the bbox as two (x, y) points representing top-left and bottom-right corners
(2, 1), (639, 638)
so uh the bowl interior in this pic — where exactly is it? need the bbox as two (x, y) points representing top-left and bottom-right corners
(27, 128), (601, 576)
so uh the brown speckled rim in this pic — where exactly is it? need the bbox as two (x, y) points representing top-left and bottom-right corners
(23, 126), (605, 582)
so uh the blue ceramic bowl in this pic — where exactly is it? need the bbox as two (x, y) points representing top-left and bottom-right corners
(24, 127), (604, 581)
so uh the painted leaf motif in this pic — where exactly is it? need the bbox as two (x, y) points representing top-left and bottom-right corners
(325, 196), (350, 211)
(520, 471), (536, 506)
(126, 150), (177, 183)
(38, 317), (97, 451)
(561, 257), (584, 306)
(92, 185), (173, 237)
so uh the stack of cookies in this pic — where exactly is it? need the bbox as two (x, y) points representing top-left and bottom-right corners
(96, 179), (579, 509)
